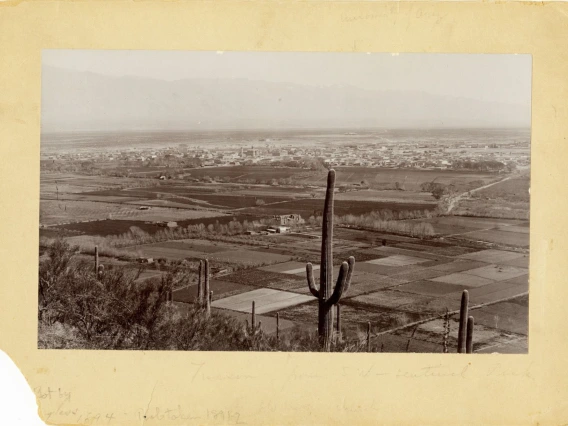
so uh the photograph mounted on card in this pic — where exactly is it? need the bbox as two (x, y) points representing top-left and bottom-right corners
(39, 50), (531, 354)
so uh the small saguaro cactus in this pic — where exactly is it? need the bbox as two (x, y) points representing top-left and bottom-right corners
(94, 246), (99, 275)
(443, 308), (450, 354)
(306, 169), (355, 351)
(196, 259), (211, 311)
(197, 260), (204, 305)
(367, 322), (372, 352)
(251, 300), (256, 333)
(276, 313), (280, 342)
(466, 316), (475, 354)
(246, 301), (261, 335)
(165, 288), (173, 303)
(204, 259), (210, 309)
(97, 264), (104, 279)
(458, 290), (471, 353)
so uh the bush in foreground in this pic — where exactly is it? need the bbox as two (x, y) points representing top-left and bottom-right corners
(38, 239), (378, 351)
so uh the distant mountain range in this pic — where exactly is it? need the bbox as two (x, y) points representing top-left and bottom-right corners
(41, 66), (531, 132)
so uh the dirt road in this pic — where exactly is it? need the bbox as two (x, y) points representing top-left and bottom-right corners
(445, 175), (513, 213)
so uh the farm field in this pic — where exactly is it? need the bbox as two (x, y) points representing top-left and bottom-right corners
(40, 199), (226, 226)
(452, 173), (530, 219)
(81, 184), (439, 211)
(472, 173), (530, 202)
(241, 198), (436, 217)
(127, 239), (292, 266)
(67, 216), (531, 353)
(50, 214), (265, 236)
(166, 233), (529, 352)
(42, 170), (442, 228)
(452, 199), (529, 220)
(404, 216), (530, 248)
(40, 163), (530, 352)
(459, 229), (529, 247)
(332, 167), (497, 191)
(334, 189), (436, 203)
(40, 172), (154, 195)
(177, 166), (304, 182)
(179, 165), (497, 192)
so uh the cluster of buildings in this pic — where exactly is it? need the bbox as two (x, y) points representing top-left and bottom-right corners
(41, 135), (530, 172)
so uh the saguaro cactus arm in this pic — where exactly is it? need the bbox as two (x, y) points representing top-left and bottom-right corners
(326, 257), (355, 306)
(343, 256), (355, 294)
(306, 263), (319, 298)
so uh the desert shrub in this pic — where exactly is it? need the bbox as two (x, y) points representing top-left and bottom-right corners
(259, 327), (371, 352)
(38, 321), (88, 349)
(38, 239), (191, 349)
(154, 306), (253, 351)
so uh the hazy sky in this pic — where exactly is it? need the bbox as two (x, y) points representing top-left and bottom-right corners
(43, 50), (531, 106)
(41, 50), (532, 131)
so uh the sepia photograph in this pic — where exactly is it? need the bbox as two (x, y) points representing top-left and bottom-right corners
(38, 50), (531, 353)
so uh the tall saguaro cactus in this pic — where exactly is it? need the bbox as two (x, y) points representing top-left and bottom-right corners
(306, 169), (355, 351)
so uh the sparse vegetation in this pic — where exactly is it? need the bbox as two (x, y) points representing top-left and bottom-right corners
(38, 239), (384, 351)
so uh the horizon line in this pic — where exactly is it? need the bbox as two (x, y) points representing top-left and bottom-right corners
(41, 126), (532, 135)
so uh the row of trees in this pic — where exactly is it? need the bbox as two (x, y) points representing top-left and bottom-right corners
(193, 175), (297, 186)
(70, 207), (438, 254)
(116, 218), (289, 246)
(109, 208), (436, 248)
(336, 208), (435, 223)
(452, 160), (514, 172)
(335, 211), (436, 238)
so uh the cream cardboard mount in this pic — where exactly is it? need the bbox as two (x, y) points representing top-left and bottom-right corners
(0, 1), (567, 425)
